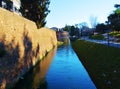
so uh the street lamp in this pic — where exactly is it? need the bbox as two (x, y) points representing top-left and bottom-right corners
(107, 32), (109, 46)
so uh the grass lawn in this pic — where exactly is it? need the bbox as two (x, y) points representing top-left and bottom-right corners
(72, 40), (120, 89)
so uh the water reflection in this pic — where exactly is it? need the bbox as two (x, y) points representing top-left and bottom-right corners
(12, 47), (57, 89)
(12, 40), (96, 89)
(46, 44), (97, 89)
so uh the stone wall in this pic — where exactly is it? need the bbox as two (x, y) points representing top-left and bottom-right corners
(0, 8), (57, 89)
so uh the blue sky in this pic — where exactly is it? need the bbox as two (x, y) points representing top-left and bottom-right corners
(46, 0), (120, 28)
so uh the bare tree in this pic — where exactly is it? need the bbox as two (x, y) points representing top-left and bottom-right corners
(89, 15), (98, 28)
(78, 22), (88, 29)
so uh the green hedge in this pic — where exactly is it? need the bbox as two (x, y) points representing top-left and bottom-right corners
(72, 40), (120, 89)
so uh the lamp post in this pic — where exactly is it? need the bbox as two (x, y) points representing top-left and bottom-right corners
(107, 32), (109, 46)
(105, 21), (110, 46)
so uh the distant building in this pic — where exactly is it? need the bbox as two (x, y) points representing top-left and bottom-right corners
(50, 27), (68, 41)
(56, 31), (69, 41)
(80, 26), (94, 36)
(50, 27), (59, 31)
(50, 27), (63, 32)
(12, 0), (21, 13)
(0, 0), (21, 15)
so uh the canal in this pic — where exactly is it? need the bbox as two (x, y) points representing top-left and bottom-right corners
(13, 44), (96, 89)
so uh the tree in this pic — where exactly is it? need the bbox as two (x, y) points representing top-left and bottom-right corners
(20, 0), (50, 28)
(114, 4), (120, 8)
(63, 25), (80, 37)
(69, 26), (80, 37)
(0, 0), (2, 7)
(78, 22), (89, 29)
(95, 23), (108, 33)
(108, 4), (120, 32)
(63, 25), (71, 32)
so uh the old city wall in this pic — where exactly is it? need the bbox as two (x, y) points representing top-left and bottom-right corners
(0, 8), (57, 89)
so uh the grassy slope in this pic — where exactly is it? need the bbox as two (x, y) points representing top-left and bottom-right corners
(72, 40), (120, 89)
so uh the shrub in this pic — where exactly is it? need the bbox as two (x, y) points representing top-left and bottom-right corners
(89, 34), (104, 40)
(109, 31), (120, 37)
(115, 34), (120, 38)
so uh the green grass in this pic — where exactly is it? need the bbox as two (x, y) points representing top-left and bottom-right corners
(72, 40), (120, 89)
(89, 34), (105, 40)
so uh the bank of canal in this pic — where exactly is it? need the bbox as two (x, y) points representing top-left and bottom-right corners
(12, 44), (96, 89)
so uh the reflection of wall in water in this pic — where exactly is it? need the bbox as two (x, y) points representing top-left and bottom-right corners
(12, 47), (57, 89)
(56, 31), (70, 43)
(33, 47), (57, 89)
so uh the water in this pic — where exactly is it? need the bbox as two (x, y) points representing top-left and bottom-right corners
(13, 44), (96, 89)
(46, 44), (96, 89)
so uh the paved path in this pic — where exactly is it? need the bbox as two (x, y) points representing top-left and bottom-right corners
(81, 37), (120, 48)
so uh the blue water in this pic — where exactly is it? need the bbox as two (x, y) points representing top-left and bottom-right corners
(46, 44), (97, 89)
(13, 44), (96, 89)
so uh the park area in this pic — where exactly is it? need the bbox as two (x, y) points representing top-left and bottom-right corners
(72, 40), (120, 89)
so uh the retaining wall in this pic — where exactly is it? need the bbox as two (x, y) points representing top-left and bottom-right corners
(0, 8), (57, 89)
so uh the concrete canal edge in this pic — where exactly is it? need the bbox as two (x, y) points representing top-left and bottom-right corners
(0, 8), (57, 89)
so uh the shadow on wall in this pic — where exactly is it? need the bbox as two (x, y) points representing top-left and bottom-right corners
(0, 37), (20, 89)
(12, 46), (57, 89)
(0, 42), (5, 57)
(0, 30), (41, 89)
(23, 31), (33, 70)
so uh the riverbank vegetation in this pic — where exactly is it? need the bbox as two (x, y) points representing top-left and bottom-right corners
(72, 40), (120, 89)
(57, 41), (64, 46)
(57, 38), (70, 47)
(109, 31), (120, 37)
(89, 34), (105, 40)
(109, 31), (120, 42)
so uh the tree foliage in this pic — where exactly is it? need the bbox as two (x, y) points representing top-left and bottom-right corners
(114, 4), (120, 8)
(108, 9), (120, 31)
(95, 23), (108, 33)
(107, 3), (120, 32)
(20, 0), (50, 28)
(63, 25), (80, 37)
(115, 8), (120, 14)
(78, 22), (89, 29)
(64, 25), (71, 32)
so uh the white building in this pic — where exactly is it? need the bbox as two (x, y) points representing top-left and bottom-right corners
(12, 0), (21, 13)
(1, 0), (21, 14)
